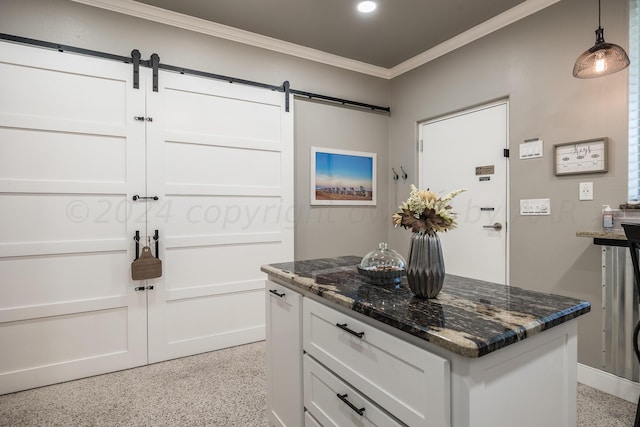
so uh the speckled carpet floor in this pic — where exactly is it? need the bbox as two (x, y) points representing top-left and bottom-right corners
(0, 340), (636, 426)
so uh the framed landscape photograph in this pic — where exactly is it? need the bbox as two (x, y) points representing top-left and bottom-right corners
(310, 147), (377, 206)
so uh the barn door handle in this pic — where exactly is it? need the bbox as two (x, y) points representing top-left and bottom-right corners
(153, 230), (159, 259)
(483, 222), (503, 231)
(134, 230), (140, 260)
(134, 230), (159, 260)
(132, 195), (159, 201)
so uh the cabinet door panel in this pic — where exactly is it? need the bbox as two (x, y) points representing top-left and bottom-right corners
(266, 281), (303, 427)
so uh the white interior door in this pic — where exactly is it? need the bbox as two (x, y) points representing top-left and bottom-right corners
(145, 71), (294, 362)
(419, 101), (508, 284)
(0, 42), (147, 394)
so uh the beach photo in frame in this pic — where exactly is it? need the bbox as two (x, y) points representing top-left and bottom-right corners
(310, 147), (377, 206)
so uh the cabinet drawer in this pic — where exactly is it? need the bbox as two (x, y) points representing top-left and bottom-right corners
(303, 298), (450, 427)
(304, 354), (403, 427)
(267, 281), (301, 310)
(305, 411), (322, 427)
(266, 281), (303, 427)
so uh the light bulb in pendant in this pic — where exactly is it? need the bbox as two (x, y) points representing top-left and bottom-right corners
(594, 50), (607, 74)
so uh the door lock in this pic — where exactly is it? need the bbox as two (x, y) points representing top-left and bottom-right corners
(483, 222), (503, 231)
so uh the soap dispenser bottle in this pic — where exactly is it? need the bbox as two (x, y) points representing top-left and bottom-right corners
(602, 205), (614, 230)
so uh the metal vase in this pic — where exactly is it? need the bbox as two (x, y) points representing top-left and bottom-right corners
(406, 231), (445, 298)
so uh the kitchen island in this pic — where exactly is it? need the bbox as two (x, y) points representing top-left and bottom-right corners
(262, 256), (591, 427)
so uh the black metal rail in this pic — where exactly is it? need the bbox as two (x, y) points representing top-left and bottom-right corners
(0, 33), (390, 113)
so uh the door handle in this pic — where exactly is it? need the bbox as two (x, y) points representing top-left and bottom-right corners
(132, 195), (159, 201)
(483, 222), (503, 231)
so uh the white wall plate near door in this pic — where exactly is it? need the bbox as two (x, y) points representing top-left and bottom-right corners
(520, 198), (551, 215)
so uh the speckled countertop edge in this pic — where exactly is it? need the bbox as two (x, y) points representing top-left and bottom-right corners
(576, 230), (626, 240)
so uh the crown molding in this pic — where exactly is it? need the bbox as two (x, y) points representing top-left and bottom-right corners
(70, 0), (391, 78)
(389, 0), (562, 78)
(72, 0), (559, 80)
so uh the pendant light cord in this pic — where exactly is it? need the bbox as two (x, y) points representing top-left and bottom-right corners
(598, 0), (602, 28)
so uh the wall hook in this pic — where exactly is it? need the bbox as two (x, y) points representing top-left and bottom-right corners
(392, 168), (399, 181)
(400, 166), (408, 182)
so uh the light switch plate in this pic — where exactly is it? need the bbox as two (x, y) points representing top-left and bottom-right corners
(520, 198), (551, 215)
(579, 182), (593, 200)
(519, 140), (543, 159)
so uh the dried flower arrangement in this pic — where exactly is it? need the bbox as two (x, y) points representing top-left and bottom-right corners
(392, 185), (466, 235)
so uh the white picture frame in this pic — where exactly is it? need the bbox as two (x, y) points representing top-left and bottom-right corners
(310, 147), (377, 206)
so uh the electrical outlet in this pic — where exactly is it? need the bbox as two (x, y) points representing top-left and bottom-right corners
(579, 182), (593, 200)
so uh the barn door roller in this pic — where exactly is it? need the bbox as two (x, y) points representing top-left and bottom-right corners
(150, 53), (160, 92)
(131, 49), (141, 89)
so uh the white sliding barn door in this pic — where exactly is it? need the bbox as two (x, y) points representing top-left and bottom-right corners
(0, 42), (294, 393)
(0, 43), (147, 394)
(145, 72), (294, 362)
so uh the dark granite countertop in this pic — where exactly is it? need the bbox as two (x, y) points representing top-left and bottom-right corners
(261, 256), (591, 358)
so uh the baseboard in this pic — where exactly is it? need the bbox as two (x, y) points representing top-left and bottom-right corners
(578, 363), (640, 403)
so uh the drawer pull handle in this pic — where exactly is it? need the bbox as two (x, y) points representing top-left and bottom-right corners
(337, 393), (365, 416)
(268, 289), (285, 298)
(336, 323), (364, 339)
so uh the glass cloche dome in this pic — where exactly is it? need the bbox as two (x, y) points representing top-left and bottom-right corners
(357, 242), (406, 286)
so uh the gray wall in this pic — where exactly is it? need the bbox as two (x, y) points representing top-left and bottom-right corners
(0, 0), (391, 261)
(294, 99), (390, 260)
(388, 0), (630, 368)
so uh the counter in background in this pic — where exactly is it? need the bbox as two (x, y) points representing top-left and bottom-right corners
(577, 231), (638, 383)
(576, 230), (627, 247)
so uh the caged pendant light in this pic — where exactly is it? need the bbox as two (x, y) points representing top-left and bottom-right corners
(573, 0), (630, 78)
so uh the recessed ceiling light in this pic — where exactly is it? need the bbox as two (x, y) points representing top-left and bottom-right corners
(357, 1), (377, 13)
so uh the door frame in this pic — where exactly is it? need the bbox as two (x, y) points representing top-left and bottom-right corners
(417, 99), (510, 285)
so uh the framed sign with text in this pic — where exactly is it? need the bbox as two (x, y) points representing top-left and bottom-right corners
(553, 137), (608, 176)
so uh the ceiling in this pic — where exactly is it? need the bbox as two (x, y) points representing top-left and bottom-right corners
(136, 0), (528, 69)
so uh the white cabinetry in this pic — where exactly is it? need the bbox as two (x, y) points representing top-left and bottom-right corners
(304, 411), (323, 427)
(303, 297), (450, 427)
(265, 281), (303, 427)
(265, 278), (579, 427)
